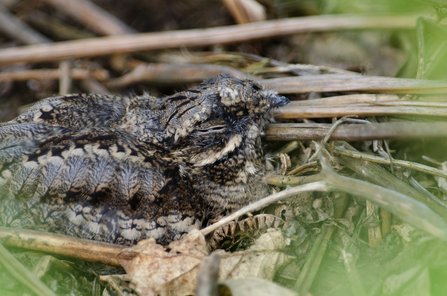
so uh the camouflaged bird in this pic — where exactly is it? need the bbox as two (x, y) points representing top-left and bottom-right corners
(0, 73), (290, 245)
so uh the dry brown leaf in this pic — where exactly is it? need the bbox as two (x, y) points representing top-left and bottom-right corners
(117, 229), (209, 296)
(117, 227), (292, 295)
(218, 229), (293, 280)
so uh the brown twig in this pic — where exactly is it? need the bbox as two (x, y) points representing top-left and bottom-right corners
(0, 3), (51, 44)
(287, 94), (398, 106)
(42, 0), (136, 35)
(58, 60), (72, 94)
(0, 227), (124, 266)
(201, 181), (328, 236)
(80, 78), (112, 94)
(0, 68), (109, 81)
(274, 104), (447, 118)
(22, 10), (96, 40)
(107, 63), (248, 88)
(333, 145), (447, 179)
(265, 122), (447, 141)
(262, 75), (447, 94)
(107, 63), (447, 94)
(0, 14), (419, 65)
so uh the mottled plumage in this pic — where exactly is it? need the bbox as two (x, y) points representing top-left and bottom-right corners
(0, 73), (290, 245)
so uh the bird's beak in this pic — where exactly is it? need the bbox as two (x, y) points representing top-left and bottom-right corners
(271, 95), (290, 108)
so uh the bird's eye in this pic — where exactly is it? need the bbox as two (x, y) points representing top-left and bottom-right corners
(196, 124), (226, 134)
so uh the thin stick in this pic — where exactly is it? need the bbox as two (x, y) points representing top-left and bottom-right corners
(59, 60), (72, 94)
(0, 14), (419, 65)
(0, 68), (109, 81)
(267, 173), (324, 187)
(42, 0), (135, 35)
(285, 94), (400, 106)
(80, 78), (112, 94)
(107, 63), (447, 94)
(333, 145), (447, 179)
(0, 3), (51, 44)
(107, 63), (248, 88)
(263, 75), (447, 94)
(265, 122), (447, 141)
(200, 182), (328, 235)
(0, 227), (124, 266)
(274, 104), (447, 118)
(308, 115), (357, 163)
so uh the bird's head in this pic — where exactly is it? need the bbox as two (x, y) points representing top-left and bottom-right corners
(162, 73), (290, 169)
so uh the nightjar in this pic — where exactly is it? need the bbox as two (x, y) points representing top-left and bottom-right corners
(0, 73), (290, 245)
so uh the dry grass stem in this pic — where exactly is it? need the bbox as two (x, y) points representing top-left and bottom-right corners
(106, 64), (447, 95)
(252, 64), (358, 75)
(42, 0), (136, 35)
(286, 161), (319, 176)
(265, 122), (447, 141)
(58, 60), (72, 94)
(262, 75), (447, 94)
(200, 181), (328, 236)
(80, 78), (112, 94)
(0, 3), (50, 44)
(0, 68), (109, 82)
(107, 63), (248, 87)
(333, 145), (447, 179)
(0, 14), (418, 65)
(274, 104), (447, 118)
(22, 11), (96, 40)
(267, 173), (324, 187)
(288, 94), (399, 106)
(0, 227), (124, 266)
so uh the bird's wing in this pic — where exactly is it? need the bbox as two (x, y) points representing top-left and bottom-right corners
(0, 127), (201, 245)
(5, 93), (130, 131)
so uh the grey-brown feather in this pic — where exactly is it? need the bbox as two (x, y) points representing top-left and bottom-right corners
(0, 73), (289, 245)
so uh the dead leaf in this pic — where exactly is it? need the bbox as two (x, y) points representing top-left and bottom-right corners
(218, 229), (293, 280)
(117, 227), (293, 295)
(117, 229), (209, 296)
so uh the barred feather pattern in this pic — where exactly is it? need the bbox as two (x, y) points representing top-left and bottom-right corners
(0, 73), (290, 245)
